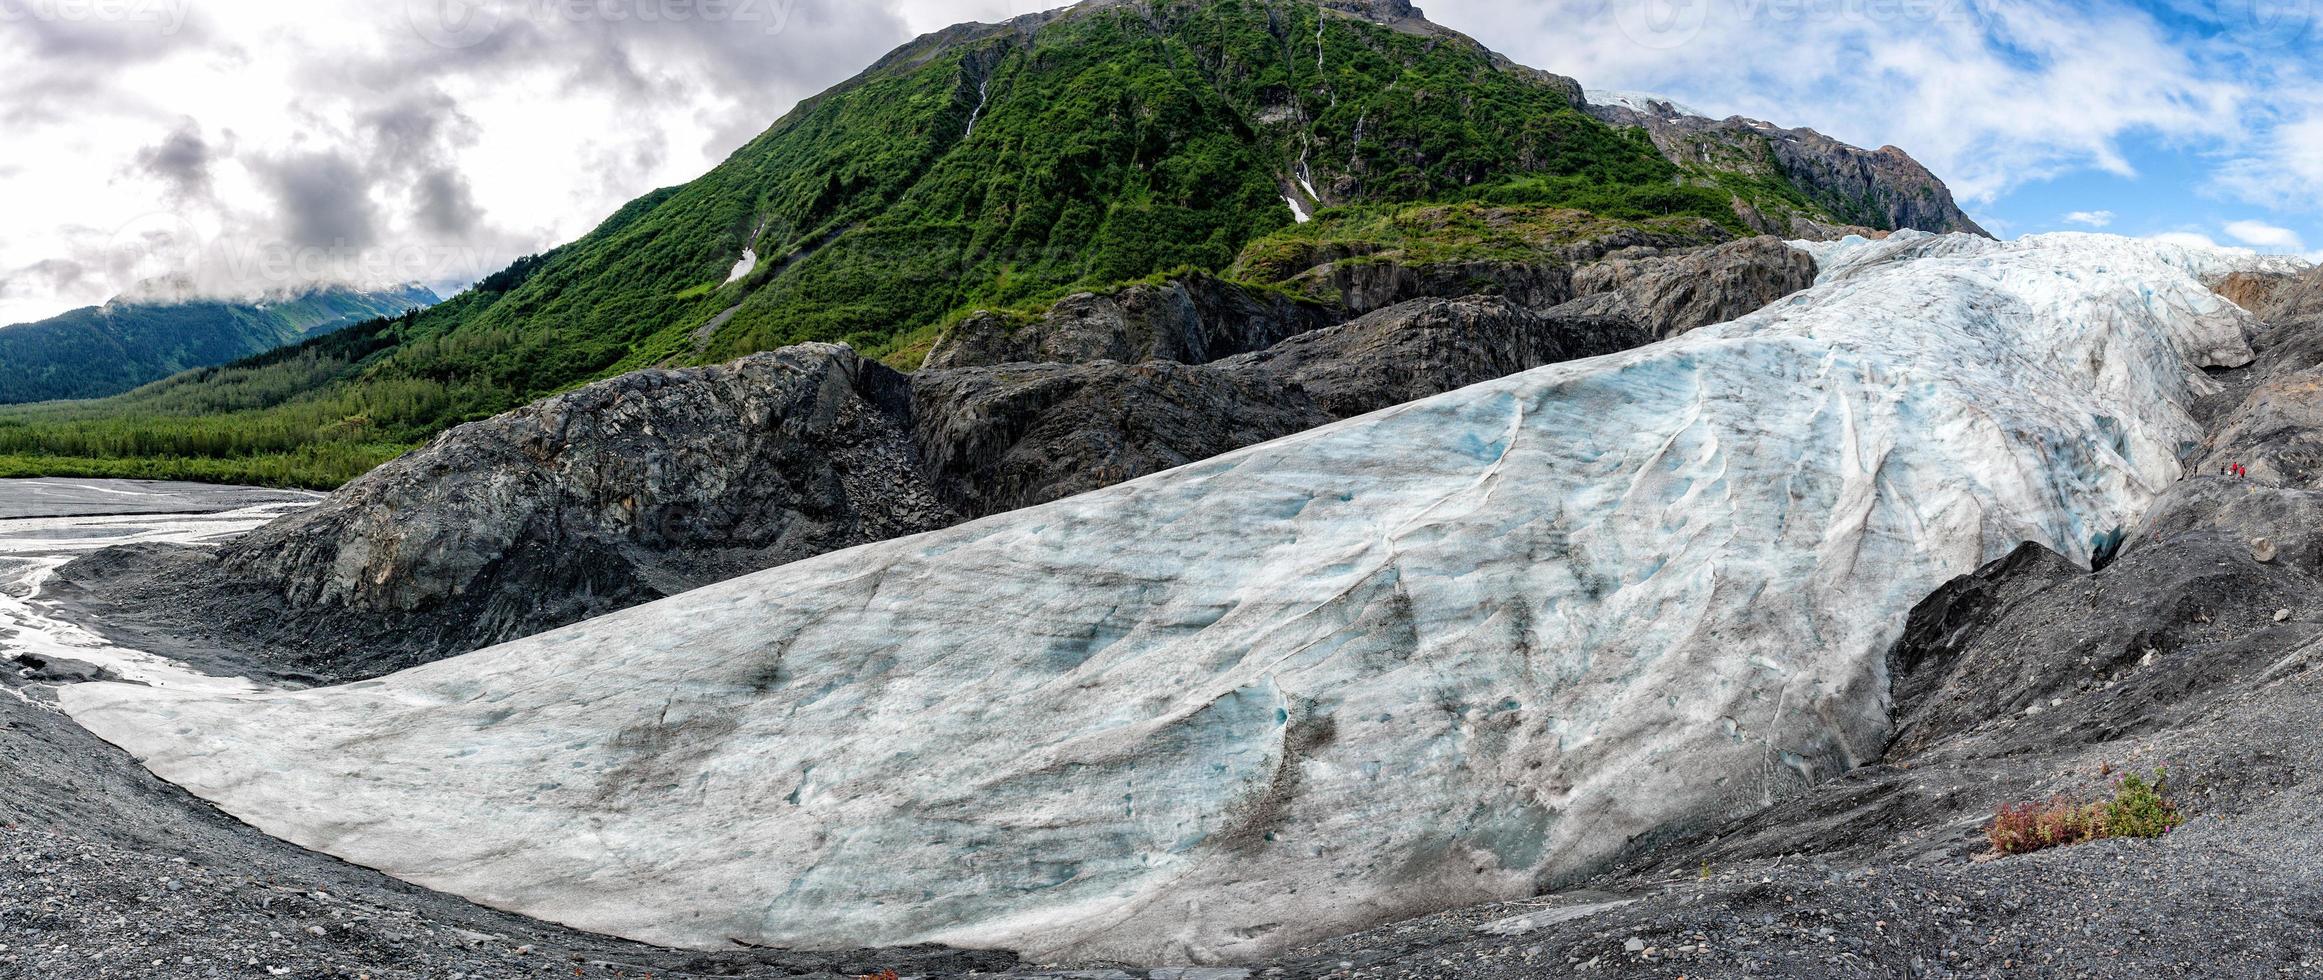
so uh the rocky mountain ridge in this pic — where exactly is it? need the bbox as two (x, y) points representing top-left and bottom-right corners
(1585, 95), (1989, 239)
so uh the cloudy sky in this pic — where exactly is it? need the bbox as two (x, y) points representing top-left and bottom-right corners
(0, 0), (2316, 325)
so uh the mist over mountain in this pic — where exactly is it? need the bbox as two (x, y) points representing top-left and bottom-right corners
(0, 284), (437, 405)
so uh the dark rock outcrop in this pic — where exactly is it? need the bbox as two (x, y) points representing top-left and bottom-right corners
(923, 274), (1338, 370)
(913, 296), (1651, 517)
(935, 226), (1792, 376)
(926, 223), (1744, 372)
(909, 361), (1336, 517)
(1221, 296), (1650, 417)
(1261, 217), (1733, 320)
(1884, 488), (2323, 760)
(59, 345), (958, 678)
(1280, 257), (1580, 317)
(1768, 133), (1990, 238)
(1564, 236), (1820, 338)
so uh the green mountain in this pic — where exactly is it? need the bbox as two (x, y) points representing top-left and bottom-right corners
(0, 284), (438, 405)
(0, 0), (1981, 489)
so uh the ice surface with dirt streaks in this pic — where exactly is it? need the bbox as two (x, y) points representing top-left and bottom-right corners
(65, 234), (2283, 964)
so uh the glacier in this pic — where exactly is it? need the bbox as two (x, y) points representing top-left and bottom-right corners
(64, 233), (2282, 964)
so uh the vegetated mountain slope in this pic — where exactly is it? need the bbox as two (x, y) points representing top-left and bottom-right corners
(0, 285), (437, 405)
(55, 235), (1810, 679)
(2, 0), (1975, 488)
(65, 232), (2272, 964)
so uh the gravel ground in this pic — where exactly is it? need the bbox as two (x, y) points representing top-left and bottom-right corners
(1264, 671), (2323, 978)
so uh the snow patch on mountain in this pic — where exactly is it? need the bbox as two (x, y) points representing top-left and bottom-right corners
(724, 248), (758, 285)
(1585, 89), (1708, 119)
(64, 233), (2280, 964)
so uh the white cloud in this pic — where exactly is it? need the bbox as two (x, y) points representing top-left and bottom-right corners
(2225, 219), (2305, 250)
(2063, 210), (2116, 228)
(0, 0), (1029, 324)
(2215, 109), (2323, 212)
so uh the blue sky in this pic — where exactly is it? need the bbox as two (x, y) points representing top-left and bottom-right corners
(1431, 0), (2323, 254)
(0, 0), (2317, 326)
(1983, 129), (2300, 246)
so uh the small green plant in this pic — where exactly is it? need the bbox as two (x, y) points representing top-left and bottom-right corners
(1986, 767), (2184, 856)
(2102, 769), (2185, 839)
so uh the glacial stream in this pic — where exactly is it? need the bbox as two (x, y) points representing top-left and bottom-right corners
(0, 479), (316, 696)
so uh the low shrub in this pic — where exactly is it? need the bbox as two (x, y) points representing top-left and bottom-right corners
(1986, 767), (2184, 856)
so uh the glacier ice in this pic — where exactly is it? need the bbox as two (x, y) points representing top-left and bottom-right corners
(64, 233), (2284, 964)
